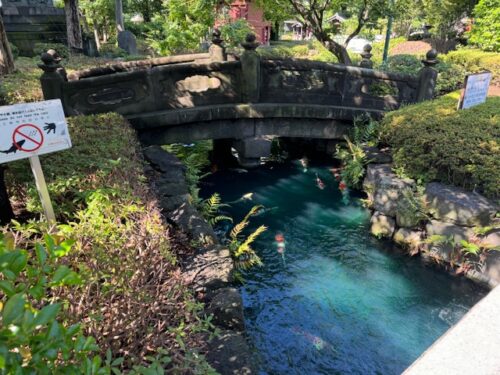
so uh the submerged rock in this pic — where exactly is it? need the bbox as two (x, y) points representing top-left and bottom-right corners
(370, 211), (396, 238)
(424, 182), (497, 227)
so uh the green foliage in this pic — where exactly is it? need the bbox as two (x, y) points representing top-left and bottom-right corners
(99, 43), (128, 58)
(5, 114), (216, 371)
(335, 137), (367, 189)
(229, 206), (266, 270)
(442, 49), (500, 78)
(8, 43), (19, 60)
(201, 193), (232, 225)
(352, 116), (381, 146)
(468, 0), (500, 52)
(146, 0), (218, 55)
(0, 234), (117, 373)
(220, 19), (254, 48)
(258, 41), (338, 63)
(381, 93), (500, 198)
(33, 43), (69, 59)
(163, 142), (212, 205)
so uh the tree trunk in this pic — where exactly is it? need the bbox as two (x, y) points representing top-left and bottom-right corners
(0, 15), (15, 75)
(64, 0), (83, 51)
(93, 25), (101, 50)
(115, 0), (124, 33)
(0, 166), (14, 225)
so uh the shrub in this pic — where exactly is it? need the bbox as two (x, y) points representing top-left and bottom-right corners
(442, 49), (500, 78)
(99, 43), (128, 58)
(381, 92), (500, 198)
(33, 42), (69, 59)
(8, 42), (19, 60)
(468, 0), (500, 52)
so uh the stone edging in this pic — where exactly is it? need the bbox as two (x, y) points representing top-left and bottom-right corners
(362, 152), (500, 289)
(142, 145), (256, 374)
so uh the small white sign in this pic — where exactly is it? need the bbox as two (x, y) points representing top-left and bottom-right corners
(459, 72), (492, 110)
(0, 99), (71, 164)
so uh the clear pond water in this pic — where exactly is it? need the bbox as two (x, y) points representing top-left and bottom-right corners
(201, 161), (486, 375)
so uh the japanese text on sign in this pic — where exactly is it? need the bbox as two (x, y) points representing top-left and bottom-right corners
(459, 72), (492, 110)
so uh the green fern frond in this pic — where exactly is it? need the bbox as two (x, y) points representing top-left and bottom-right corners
(209, 215), (233, 225)
(230, 220), (249, 240)
(244, 205), (265, 222)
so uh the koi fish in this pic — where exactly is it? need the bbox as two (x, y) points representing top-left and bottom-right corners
(316, 174), (326, 190)
(274, 233), (286, 254)
(0, 140), (25, 154)
(330, 168), (342, 181)
(291, 327), (326, 351)
(339, 181), (347, 191)
(300, 157), (309, 172)
(228, 168), (248, 174)
(227, 192), (253, 204)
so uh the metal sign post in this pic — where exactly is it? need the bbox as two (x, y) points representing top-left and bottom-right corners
(29, 155), (56, 223)
(0, 99), (71, 224)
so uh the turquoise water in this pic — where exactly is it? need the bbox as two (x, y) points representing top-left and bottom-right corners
(201, 161), (486, 375)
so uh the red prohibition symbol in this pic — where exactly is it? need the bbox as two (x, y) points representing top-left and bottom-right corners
(12, 123), (44, 152)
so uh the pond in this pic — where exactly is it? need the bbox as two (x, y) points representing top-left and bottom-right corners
(201, 161), (486, 375)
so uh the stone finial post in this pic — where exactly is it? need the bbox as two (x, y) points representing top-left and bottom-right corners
(240, 33), (261, 103)
(416, 49), (439, 102)
(209, 28), (227, 62)
(359, 44), (373, 69)
(38, 50), (67, 103)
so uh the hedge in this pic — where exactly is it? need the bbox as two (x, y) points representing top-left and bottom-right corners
(442, 49), (500, 79)
(381, 92), (500, 199)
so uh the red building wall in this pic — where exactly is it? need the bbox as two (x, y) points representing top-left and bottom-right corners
(222, 0), (271, 45)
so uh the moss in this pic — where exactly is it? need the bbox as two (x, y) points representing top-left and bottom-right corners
(381, 93), (500, 199)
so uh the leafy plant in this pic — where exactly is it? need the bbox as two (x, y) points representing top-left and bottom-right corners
(0, 234), (116, 373)
(352, 115), (381, 146)
(335, 137), (367, 189)
(201, 193), (233, 225)
(468, 0), (500, 52)
(229, 206), (267, 270)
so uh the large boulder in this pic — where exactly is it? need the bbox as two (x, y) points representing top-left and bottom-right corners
(206, 331), (257, 374)
(364, 164), (414, 217)
(370, 211), (396, 238)
(362, 146), (393, 165)
(206, 288), (245, 332)
(168, 203), (217, 244)
(393, 228), (424, 254)
(425, 220), (473, 263)
(424, 182), (497, 227)
(183, 245), (234, 292)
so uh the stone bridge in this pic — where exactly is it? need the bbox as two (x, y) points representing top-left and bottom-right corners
(39, 34), (438, 164)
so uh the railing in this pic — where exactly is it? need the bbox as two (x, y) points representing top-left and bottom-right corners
(38, 34), (438, 120)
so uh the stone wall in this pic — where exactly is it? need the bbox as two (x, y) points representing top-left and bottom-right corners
(363, 154), (499, 289)
(143, 145), (257, 374)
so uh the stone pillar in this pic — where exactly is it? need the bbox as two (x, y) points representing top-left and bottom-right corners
(416, 49), (439, 102)
(232, 136), (272, 168)
(209, 29), (227, 62)
(38, 50), (67, 105)
(359, 44), (373, 69)
(240, 33), (261, 103)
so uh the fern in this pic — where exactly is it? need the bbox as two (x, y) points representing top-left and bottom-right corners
(200, 193), (232, 225)
(235, 225), (267, 257)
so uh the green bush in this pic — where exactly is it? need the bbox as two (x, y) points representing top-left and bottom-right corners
(99, 43), (128, 58)
(468, 0), (500, 52)
(381, 92), (500, 199)
(33, 42), (69, 59)
(8, 43), (19, 60)
(380, 54), (466, 95)
(442, 49), (500, 78)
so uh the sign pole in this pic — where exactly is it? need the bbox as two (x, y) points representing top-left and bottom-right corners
(29, 155), (56, 223)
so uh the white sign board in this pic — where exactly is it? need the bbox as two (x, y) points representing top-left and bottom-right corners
(458, 72), (492, 110)
(0, 99), (71, 164)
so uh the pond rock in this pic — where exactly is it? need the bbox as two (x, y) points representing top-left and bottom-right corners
(370, 211), (396, 238)
(206, 330), (257, 375)
(424, 182), (497, 227)
(393, 228), (424, 253)
(183, 245), (233, 292)
(362, 146), (393, 164)
(425, 220), (473, 263)
(206, 287), (245, 332)
(143, 145), (186, 174)
(168, 202), (217, 245)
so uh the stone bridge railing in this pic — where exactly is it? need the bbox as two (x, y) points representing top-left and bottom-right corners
(38, 34), (438, 132)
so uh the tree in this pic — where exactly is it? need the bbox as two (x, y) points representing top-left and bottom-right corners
(468, 0), (500, 51)
(0, 14), (15, 75)
(255, 0), (294, 40)
(64, 0), (83, 51)
(127, 0), (164, 22)
(421, 0), (477, 40)
(80, 0), (115, 48)
(115, 0), (124, 33)
(259, 0), (390, 64)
